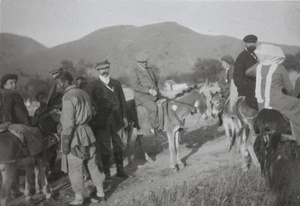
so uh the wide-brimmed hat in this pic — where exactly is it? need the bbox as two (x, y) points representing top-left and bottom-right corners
(55, 71), (73, 83)
(1, 73), (18, 88)
(94, 60), (110, 70)
(243, 34), (258, 43)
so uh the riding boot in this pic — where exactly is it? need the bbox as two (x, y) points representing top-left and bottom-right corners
(100, 154), (111, 181)
(114, 152), (128, 178)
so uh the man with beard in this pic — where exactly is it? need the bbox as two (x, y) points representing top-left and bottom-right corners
(233, 34), (259, 110)
(84, 59), (128, 180)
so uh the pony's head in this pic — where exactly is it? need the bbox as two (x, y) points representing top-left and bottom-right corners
(209, 91), (225, 118)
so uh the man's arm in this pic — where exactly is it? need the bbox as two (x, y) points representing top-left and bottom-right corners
(233, 58), (248, 96)
(245, 64), (258, 77)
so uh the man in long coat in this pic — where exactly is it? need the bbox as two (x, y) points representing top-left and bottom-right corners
(130, 52), (161, 134)
(84, 59), (128, 180)
(233, 34), (259, 110)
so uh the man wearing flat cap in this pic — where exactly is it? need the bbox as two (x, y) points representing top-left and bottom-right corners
(233, 34), (259, 110)
(131, 51), (162, 134)
(84, 59), (129, 180)
(56, 71), (106, 204)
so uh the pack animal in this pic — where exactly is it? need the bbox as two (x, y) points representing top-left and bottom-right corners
(254, 109), (300, 206)
(0, 110), (60, 206)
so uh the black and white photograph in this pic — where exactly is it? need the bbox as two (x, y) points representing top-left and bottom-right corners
(0, 1), (300, 205)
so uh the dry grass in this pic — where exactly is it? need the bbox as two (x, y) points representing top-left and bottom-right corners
(111, 165), (276, 206)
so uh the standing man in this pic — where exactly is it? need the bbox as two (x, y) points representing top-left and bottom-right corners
(85, 59), (128, 180)
(233, 34), (259, 110)
(56, 71), (105, 205)
(131, 52), (161, 134)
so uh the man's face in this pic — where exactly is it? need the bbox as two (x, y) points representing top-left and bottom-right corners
(37, 94), (47, 104)
(56, 79), (69, 90)
(138, 61), (148, 69)
(3, 79), (17, 90)
(245, 42), (257, 53)
(98, 67), (110, 77)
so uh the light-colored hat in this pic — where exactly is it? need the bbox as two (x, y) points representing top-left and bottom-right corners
(94, 59), (110, 70)
(135, 52), (149, 62)
(255, 44), (286, 65)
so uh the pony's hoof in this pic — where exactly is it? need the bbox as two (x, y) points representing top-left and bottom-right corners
(25, 195), (33, 201)
(45, 193), (52, 199)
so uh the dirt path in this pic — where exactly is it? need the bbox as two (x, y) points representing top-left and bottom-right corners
(8, 115), (243, 206)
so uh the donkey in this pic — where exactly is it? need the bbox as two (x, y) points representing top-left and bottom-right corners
(125, 84), (209, 171)
(0, 109), (60, 206)
(253, 109), (300, 205)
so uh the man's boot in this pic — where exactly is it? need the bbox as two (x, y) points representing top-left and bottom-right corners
(114, 152), (128, 178)
(101, 154), (112, 181)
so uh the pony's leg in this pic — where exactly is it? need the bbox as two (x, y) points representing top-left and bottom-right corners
(0, 164), (15, 206)
(37, 156), (52, 199)
(175, 130), (184, 168)
(23, 158), (34, 201)
(127, 124), (134, 164)
(136, 135), (153, 163)
(34, 163), (41, 194)
(167, 131), (176, 171)
(246, 123), (260, 167)
(240, 127), (250, 171)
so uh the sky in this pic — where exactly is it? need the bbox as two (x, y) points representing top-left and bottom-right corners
(1, 0), (300, 48)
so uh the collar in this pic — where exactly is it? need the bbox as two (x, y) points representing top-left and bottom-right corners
(99, 75), (110, 85)
(63, 85), (77, 94)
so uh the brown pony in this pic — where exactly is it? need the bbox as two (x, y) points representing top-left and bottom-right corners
(124, 84), (209, 171)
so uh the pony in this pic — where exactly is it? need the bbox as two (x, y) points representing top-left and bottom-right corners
(0, 110), (60, 206)
(209, 91), (242, 151)
(125, 84), (209, 171)
(253, 109), (300, 205)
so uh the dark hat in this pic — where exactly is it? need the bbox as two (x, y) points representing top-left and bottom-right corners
(49, 67), (63, 75)
(243, 34), (258, 43)
(35, 92), (46, 100)
(221, 55), (234, 65)
(1, 73), (18, 89)
(55, 71), (73, 83)
(94, 60), (110, 70)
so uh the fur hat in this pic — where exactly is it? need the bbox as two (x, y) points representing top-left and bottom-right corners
(1, 73), (18, 89)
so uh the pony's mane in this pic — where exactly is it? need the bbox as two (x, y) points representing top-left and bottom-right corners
(173, 84), (198, 99)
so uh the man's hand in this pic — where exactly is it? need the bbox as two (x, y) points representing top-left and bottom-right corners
(123, 117), (128, 128)
(149, 89), (158, 97)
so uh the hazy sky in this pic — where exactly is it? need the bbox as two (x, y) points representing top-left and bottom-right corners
(1, 0), (300, 48)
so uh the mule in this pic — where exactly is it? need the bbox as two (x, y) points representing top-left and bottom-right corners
(209, 91), (242, 151)
(253, 109), (300, 205)
(0, 110), (60, 206)
(125, 84), (209, 171)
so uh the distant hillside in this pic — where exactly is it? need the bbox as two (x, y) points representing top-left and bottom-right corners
(1, 22), (300, 80)
(0, 33), (47, 66)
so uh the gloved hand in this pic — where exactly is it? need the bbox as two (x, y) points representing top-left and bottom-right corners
(149, 89), (158, 97)
(61, 135), (72, 155)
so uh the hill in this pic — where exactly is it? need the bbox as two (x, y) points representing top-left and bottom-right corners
(1, 22), (300, 80)
(0, 33), (47, 67)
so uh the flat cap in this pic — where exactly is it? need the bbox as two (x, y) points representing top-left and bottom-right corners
(1, 73), (18, 89)
(221, 55), (234, 65)
(49, 67), (63, 75)
(135, 52), (149, 62)
(55, 71), (73, 83)
(94, 60), (110, 70)
(243, 34), (258, 43)
(76, 76), (87, 81)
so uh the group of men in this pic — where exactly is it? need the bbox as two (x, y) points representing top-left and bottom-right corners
(0, 52), (161, 205)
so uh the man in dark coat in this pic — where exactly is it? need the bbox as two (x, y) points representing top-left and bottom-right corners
(85, 59), (128, 180)
(233, 34), (259, 110)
